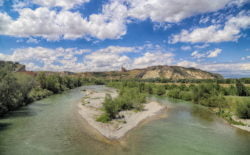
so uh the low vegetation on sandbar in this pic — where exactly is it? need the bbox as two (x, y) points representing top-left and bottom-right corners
(94, 79), (250, 126)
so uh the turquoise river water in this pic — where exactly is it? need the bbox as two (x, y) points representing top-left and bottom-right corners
(0, 85), (249, 155)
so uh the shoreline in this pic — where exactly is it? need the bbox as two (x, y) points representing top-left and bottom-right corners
(231, 116), (250, 132)
(210, 108), (250, 132)
(78, 88), (167, 140)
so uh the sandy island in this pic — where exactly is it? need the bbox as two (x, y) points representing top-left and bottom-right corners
(78, 87), (166, 140)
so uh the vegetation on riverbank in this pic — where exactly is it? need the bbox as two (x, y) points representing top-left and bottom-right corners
(0, 63), (99, 116)
(102, 80), (250, 125)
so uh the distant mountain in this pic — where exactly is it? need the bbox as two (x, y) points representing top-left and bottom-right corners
(81, 65), (223, 80)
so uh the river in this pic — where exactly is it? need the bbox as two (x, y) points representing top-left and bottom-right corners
(0, 85), (249, 155)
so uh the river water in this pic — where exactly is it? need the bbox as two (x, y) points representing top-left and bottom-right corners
(0, 85), (249, 155)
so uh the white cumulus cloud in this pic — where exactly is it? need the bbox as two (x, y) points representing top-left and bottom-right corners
(126, 0), (232, 22)
(191, 48), (222, 59)
(177, 60), (250, 77)
(133, 52), (174, 69)
(0, 2), (127, 40)
(170, 12), (250, 43)
(32, 0), (90, 10)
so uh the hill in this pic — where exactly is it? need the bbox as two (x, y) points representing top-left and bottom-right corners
(0, 61), (223, 79)
(0, 61), (26, 72)
(81, 65), (223, 80)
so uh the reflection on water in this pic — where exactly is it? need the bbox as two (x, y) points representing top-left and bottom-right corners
(0, 86), (250, 155)
(190, 106), (215, 122)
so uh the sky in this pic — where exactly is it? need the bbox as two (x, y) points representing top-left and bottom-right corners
(0, 0), (250, 78)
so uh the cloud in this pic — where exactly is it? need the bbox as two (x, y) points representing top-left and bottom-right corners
(0, 0), (246, 41)
(83, 44), (174, 71)
(207, 48), (222, 57)
(32, 0), (90, 10)
(191, 48), (222, 59)
(181, 46), (192, 51)
(0, 46), (136, 72)
(199, 16), (210, 24)
(177, 60), (250, 77)
(26, 38), (39, 44)
(83, 52), (132, 72)
(0, 47), (90, 71)
(0, 2), (127, 40)
(0, 45), (248, 77)
(126, 0), (232, 22)
(133, 52), (174, 69)
(191, 51), (206, 59)
(194, 44), (210, 49)
(241, 56), (250, 60)
(170, 12), (250, 43)
(0, 44), (175, 72)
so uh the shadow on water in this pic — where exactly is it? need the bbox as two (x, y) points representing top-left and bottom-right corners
(3, 108), (37, 118)
(0, 122), (11, 132)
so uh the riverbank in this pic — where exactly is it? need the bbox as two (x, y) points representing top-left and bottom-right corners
(78, 87), (166, 140)
(210, 107), (250, 132)
(231, 116), (250, 132)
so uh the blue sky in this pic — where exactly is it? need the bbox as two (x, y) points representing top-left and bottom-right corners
(0, 0), (250, 77)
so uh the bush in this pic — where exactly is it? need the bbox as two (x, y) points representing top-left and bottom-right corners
(28, 88), (53, 101)
(236, 102), (250, 119)
(167, 88), (181, 99)
(100, 87), (146, 122)
(96, 113), (110, 123)
(156, 86), (166, 96)
(102, 94), (119, 119)
(179, 91), (193, 101)
(236, 80), (249, 96)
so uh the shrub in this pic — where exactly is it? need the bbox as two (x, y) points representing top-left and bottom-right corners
(236, 80), (249, 96)
(101, 87), (146, 122)
(103, 94), (119, 119)
(167, 88), (181, 99)
(28, 88), (53, 101)
(236, 102), (250, 119)
(156, 86), (166, 96)
(96, 113), (110, 123)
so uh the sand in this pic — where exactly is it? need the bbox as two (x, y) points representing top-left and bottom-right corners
(232, 116), (250, 132)
(78, 88), (166, 140)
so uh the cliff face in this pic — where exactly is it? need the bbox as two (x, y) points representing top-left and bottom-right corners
(82, 65), (223, 80)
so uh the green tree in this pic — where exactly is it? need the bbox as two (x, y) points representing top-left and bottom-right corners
(236, 102), (250, 119)
(36, 72), (47, 89)
(0, 69), (22, 115)
(236, 80), (248, 96)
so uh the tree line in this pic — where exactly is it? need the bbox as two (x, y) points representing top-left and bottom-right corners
(103, 80), (250, 122)
(0, 64), (98, 116)
(118, 77), (250, 84)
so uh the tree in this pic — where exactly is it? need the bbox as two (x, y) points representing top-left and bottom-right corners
(36, 72), (47, 89)
(0, 69), (22, 115)
(236, 80), (248, 96)
(236, 102), (250, 119)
